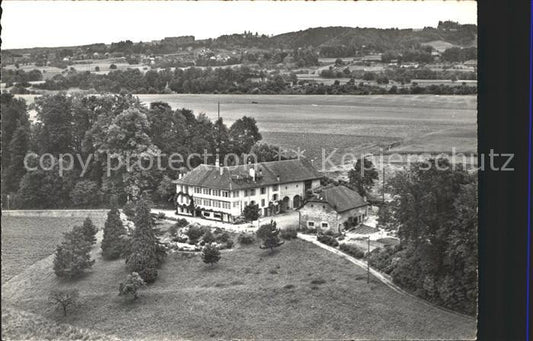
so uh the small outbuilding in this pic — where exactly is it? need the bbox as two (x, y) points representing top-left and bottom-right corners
(298, 185), (369, 234)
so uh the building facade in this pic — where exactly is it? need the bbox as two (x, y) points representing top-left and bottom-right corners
(298, 185), (369, 233)
(173, 159), (322, 223)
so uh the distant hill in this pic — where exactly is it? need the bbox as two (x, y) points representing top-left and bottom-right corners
(3, 22), (476, 57)
(268, 25), (476, 50)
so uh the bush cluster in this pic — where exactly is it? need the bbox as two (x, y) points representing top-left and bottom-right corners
(238, 233), (255, 245)
(317, 234), (339, 247)
(186, 225), (205, 242)
(339, 243), (365, 259)
(368, 245), (397, 274)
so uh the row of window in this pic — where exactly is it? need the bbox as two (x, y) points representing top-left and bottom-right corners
(307, 221), (329, 229)
(194, 187), (231, 198)
(194, 198), (231, 210)
(192, 185), (281, 198)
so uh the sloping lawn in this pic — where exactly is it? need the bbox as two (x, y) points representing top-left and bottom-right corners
(1, 215), (107, 283)
(2, 235), (476, 340)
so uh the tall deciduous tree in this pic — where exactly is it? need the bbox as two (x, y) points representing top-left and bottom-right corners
(348, 157), (379, 197)
(243, 203), (260, 222)
(49, 289), (79, 317)
(1, 93), (29, 196)
(229, 116), (262, 155)
(15, 157), (74, 209)
(34, 94), (74, 154)
(97, 108), (161, 201)
(386, 158), (476, 315)
(3, 125), (30, 194)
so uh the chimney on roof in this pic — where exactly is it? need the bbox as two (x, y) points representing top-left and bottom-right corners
(258, 167), (263, 177)
(178, 173), (183, 180)
(363, 195), (367, 202)
(276, 175), (280, 182)
(249, 165), (256, 181)
(220, 166), (224, 176)
(215, 155), (220, 169)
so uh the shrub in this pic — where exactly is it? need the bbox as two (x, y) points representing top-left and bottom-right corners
(280, 229), (297, 240)
(225, 239), (234, 249)
(49, 289), (79, 317)
(202, 243), (221, 266)
(203, 230), (215, 244)
(243, 203), (260, 222)
(238, 233), (255, 245)
(216, 231), (230, 243)
(339, 243), (365, 259)
(310, 278), (327, 285)
(118, 272), (146, 300)
(369, 245), (397, 274)
(53, 229), (95, 278)
(156, 212), (166, 220)
(169, 224), (179, 237)
(109, 64), (117, 69)
(175, 218), (189, 228)
(186, 225), (205, 242)
(317, 234), (339, 247)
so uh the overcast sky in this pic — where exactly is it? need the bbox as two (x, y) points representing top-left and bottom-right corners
(1, 1), (477, 50)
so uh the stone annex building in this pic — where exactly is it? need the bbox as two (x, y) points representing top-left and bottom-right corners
(173, 159), (322, 223)
(298, 185), (370, 233)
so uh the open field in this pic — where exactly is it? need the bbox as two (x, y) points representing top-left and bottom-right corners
(136, 94), (477, 158)
(15, 93), (477, 162)
(2, 215), (476, 340)
(1, 215), (107, 283)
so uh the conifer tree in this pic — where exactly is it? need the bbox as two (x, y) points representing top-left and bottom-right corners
(78, 217), (98, 245)
(101, 207), (126, 260)
(201, 243), (221, 266)
(53, 229), (95, 278)
(125, 198), (166, 283)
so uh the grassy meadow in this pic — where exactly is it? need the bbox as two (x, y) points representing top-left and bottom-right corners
(1, 215), (476, 340)
(1, 215), (107, 283)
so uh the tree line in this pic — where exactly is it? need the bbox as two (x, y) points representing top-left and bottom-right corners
(373, 159), (477, 315)
(29, 66), (476, 96)
(1, 92), (276, 209)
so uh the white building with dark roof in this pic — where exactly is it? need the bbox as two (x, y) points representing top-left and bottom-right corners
(173, 159), (323, 223)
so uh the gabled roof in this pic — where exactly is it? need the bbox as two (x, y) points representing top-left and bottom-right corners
(304, 185), (368, 213)
(173, 159), (322, 191)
